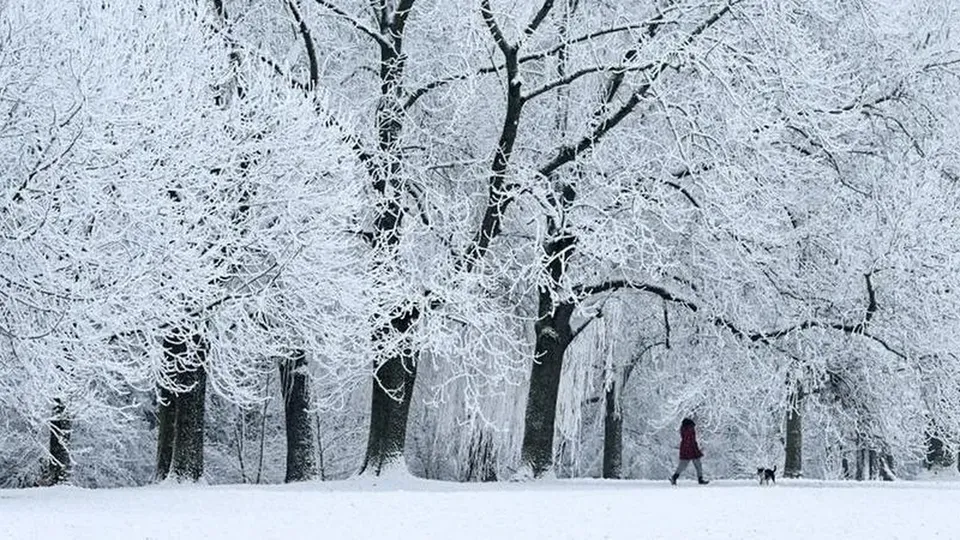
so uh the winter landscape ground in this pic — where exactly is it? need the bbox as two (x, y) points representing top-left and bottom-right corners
(4, 474), (959, 540)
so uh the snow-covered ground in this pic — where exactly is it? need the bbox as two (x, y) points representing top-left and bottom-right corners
(3, 475), (959, 539)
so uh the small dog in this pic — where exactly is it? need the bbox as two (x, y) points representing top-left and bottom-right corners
(757, 466), (777, 485)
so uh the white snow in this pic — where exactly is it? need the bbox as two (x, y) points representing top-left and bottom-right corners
(3, 477), (958, 539)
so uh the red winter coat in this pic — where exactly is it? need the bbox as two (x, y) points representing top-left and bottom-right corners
(679, 423), (703, 460)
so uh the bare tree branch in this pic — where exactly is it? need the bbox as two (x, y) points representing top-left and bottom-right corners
(523, 62), (655, 103)
(538, 2), (738, 178)
(575, 279), (907, 359)
(314, 0), (392, 49)
(523, 0), (555, 38)
(287, 0), (320, 88)
(480, 0), (512, 54)
(403, 20), (666, 110)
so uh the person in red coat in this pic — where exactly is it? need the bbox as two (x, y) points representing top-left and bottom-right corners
(670, 417), (709, 485)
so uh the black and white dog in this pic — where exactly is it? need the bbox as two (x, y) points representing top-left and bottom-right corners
(757, 466), (777, 485)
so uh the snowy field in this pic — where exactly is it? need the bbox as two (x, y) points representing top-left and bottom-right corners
(4, 475), (960, 540)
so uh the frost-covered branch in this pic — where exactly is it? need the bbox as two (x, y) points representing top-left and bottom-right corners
(313, 0), (392, 49)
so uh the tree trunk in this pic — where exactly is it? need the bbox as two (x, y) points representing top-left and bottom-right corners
(156, 331), (207, 483)
(361, 310), (418, 475)
(783, 389), (803, 478)
(520, 297), (574, 477)
(924, 429), (953, 469)
(879, 453), (896, 481)
(44, 398), (71, 485)
(602, 382), (622, 479)
(171, 363), (206, 481)
(315, 412), (326, 481)
(279, 350), (318, 482)
(464, 428), (497, 482)
(155, 386), (176, 481)
(358, 7), (419, 477)
(361, 352), (417, 475)
(869, 450), (881, 480)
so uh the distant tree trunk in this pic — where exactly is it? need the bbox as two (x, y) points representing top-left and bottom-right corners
(783, 388), (803, 478)
(602, 382), (622, 479)
(521, 297), (574, 477)
(879, 453), (895, 481)
(43, 398), (71, 485)
(862, 449), (895, 481)
(315, 413), (326, 481)
(255, 371), (271, 484)
(155, 386), (176, 481)
(855, 446), (865, 480)
(924, 429), (953, 469)
(361, 309), (419, 475)
(233, 411), (248, 483)
(279, 350), (317, 482)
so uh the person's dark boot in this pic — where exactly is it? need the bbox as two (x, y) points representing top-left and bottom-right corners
(669, 474), (678, 485)
(698, 477), (709, 485)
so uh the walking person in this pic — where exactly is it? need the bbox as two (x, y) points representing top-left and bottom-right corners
(670, 417), (709, 485)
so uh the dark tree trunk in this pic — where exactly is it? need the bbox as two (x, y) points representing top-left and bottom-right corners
(464, 428), (498, 482)
(156, 331), (207, 483)
(784, 389), (803, 478)
(875, 453), (882, 480)
(155, 386), (176, 481)
(879, 453), (895, 481)
(356, 5), (421, 478)
(361, 309), (418, 475)
(279, 350), (317, 482)
(44, 398), (71, 485)
(520, 297), (574, 477)
(925, 430), (953, 469)
(602, 382), (622, 479)
(171, 363), (206, 481)
(361, 352), (417, 475)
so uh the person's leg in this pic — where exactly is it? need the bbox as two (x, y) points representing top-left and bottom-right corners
(670, 459), (689, 484)
(693, 458), (709, 484)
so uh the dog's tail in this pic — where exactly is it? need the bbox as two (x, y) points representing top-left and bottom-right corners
(773, 466), (777, 472)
